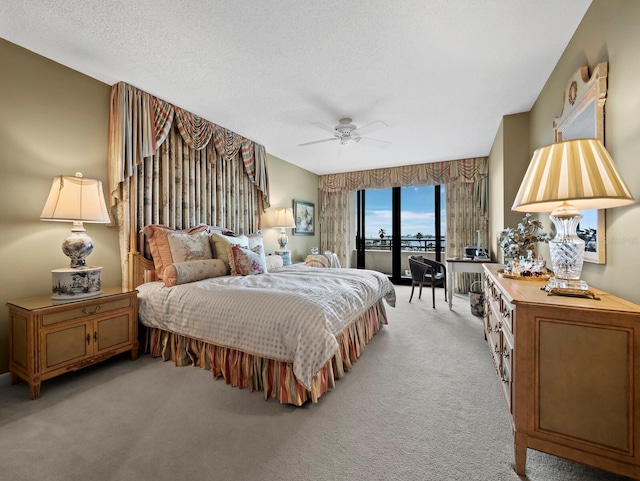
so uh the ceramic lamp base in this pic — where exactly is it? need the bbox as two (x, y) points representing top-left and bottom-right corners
(275, 250), (291, 266)
(51, 266), (103, 300)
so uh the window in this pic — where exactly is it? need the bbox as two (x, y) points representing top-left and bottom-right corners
(356, 185), (445, 283)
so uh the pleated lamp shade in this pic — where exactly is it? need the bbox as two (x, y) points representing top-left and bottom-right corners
(40, 174), (111, 223)
(512, 138), (634, 213)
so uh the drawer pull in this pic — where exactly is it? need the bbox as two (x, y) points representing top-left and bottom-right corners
(86, 334), (91, 345)
(82, 305), (101, 315)
(94, 332), (98, 341)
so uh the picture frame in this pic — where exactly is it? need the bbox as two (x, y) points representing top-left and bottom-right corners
(293, 199), (315, 235)
(553, 62), (607, 264)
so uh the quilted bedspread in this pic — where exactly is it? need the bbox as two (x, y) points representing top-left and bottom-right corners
(136, 265), (396, 388)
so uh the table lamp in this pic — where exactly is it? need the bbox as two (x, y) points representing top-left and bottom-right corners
(512, 138), (634, 289)
(40, 172), (111, 300)
(272, 207), (295, 249)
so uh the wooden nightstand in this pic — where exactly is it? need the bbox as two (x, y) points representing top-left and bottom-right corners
(6, 287), (138, 399)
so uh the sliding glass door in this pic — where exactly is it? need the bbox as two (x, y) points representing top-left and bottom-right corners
(356, 185), (445, 283)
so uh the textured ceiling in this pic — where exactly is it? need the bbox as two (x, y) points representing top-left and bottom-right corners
(0, 0), (592, 175)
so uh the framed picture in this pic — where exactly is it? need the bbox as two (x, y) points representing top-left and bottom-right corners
(293, 199), (315, 235)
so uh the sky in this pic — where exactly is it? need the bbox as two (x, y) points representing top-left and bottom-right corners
(364, 185), (446, 238)
(363, 187), (599, 242)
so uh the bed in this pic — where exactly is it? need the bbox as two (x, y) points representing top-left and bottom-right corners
(108, 83), (395, 405)
(133, 226), (396, 405)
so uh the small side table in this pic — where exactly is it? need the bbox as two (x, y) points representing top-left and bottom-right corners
(7, 287), (138, 399)
(275, 249), (291, 266)
(445, 258), (494, 310)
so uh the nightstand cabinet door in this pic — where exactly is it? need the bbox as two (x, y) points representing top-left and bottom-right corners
(41, 320), (92, 373)
(95, 312), (133, 353)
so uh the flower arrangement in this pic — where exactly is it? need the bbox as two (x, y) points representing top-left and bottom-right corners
(498, 213), (550, 259)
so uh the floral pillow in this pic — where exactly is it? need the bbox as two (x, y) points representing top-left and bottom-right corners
(228, 244), (268, 276)
(142, 224), (212, 280)
(163, 259), (227, 287)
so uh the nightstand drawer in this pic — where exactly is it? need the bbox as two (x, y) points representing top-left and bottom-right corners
(42, 297), (133, 326)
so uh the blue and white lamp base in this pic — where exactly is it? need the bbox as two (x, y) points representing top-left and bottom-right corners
(275, 250), (291, 266)
(51, 266), (103, 301)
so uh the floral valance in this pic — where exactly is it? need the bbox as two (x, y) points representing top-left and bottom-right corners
(108, 81), (269, 206)
(318, 157), (488, 211)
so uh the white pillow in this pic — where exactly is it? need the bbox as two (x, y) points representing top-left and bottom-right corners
(265, 255), (284, 270)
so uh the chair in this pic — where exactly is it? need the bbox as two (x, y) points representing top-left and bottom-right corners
(408, 255), (447, 308)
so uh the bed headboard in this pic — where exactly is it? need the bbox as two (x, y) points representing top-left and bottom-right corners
(129, 252), (156, 289)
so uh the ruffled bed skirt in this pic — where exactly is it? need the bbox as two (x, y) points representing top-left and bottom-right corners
(143, 299), (389, 406)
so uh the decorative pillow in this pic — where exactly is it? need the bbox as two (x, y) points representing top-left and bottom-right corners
(265, 254), (284, 270)
(305, 254), (331, 268)
(247, 230), (264, 250)
(210, 232), (249, 273)
(142, 224), (212, 280)
(209, 226), (237, 237)
(228, 244), (268, 276)
(163, 259), (227, 287)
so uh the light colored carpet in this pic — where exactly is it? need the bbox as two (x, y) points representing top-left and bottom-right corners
(0, 285), (633, 481)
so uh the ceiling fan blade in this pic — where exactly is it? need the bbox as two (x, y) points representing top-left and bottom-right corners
(310, 122), (338, 134)
(354, 120), (387, 136)
(298, 137), (338, 147)
(357, 136), (392, 148)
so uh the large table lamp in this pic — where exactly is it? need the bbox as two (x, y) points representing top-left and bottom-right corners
(40, 172), (111, 300)
(512, 138), (634, 289)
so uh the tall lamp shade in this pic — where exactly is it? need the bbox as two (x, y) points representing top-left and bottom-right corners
(41, 173), (111, 300)
(512, 138), (634, 288)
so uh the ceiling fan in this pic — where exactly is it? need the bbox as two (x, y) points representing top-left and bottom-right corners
(298, 117), (391, 148)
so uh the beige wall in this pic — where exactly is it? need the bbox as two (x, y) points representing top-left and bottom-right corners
(0, 39), (319, 373)
(488, 113), (530, 262)
(493, 0), (640, 303)
(261, 154), (320, 262)
(0, 39), (118, 373)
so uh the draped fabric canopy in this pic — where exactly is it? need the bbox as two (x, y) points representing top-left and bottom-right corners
(108, 82), (269, 207)
(107, 82), (270, 288)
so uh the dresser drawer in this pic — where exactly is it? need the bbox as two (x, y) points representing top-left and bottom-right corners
(485, 299), (502, 371)
(499, 296), (515, 333)
(42, 296), (133, 326)
(500, 330), (514, 415)
(486, 275), (514, 332)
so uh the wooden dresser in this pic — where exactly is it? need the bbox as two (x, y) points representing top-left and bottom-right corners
(7, 287), (138, 399)
(483, 264), (640, 479)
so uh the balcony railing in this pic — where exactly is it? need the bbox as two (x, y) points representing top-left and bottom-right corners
(363, 236), (446, 253)
(357, 236), (447, 276)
